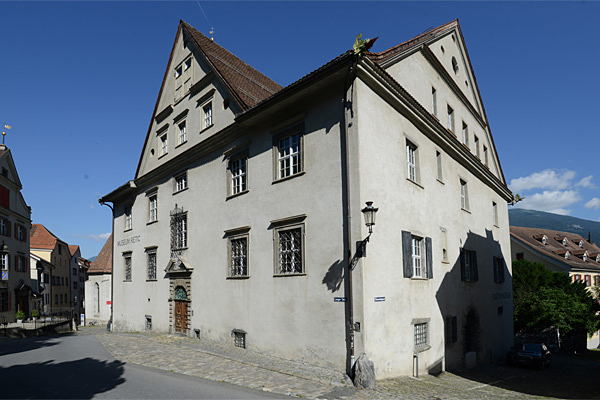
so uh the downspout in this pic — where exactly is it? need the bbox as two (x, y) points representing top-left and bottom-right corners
(99, 201), (115, 332)
(342, 52), (359, 376)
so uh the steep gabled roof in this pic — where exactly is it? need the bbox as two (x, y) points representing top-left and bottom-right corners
(181, 21), (283, 110)
(68, 245), (80, 257)
(88, 234), (112, 274)
(30, 224), (58, 250)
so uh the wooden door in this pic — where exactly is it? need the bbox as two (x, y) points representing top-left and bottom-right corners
(174, 300), (187, 333)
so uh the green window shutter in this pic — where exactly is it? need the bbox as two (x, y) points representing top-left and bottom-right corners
(402, 230), (413, 278)
(425, 237), (433, 279)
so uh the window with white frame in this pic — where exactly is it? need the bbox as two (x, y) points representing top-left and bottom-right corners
(460, 179), (469, 210)
(406, 140), (418, 183)
(228, 233), (249, 277)
(277, 133), (301, 179)
(461, 249), (478, 282)
(436, 151), (443, 182)
(124, 205), (132, 231)
(229, 156), (248, 196)
(124, 253), (132, 282)
(148, 193), (158, 223)
(402, 231), (433, 279)
(273, 219), (305, 275)
(147, 249), (157, 280)
(431, 87), (437, 117)
(160, 133), (168, 156)
(0, 253), (7, 270)
(0, 217), (8, 236)
(177, 120), (187, 145)
(183, 58), (192, 93)
(174, 56), (192, 100)
(203, 102), (213, 129)
(462, 122), (469, 147)
(492, 201), (498, 226)
(174, 172), (188, 193)
(447, 105), (454, 132)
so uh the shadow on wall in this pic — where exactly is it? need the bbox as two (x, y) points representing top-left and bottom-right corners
(322, 260), (345, 293)
(0, 357), (125, 398)
(435, 229), (510, 373)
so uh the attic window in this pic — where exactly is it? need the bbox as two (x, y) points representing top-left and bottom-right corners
(597, 255), (600, 262)
(579, 240), (584, 248)
(564, 251), (569, 259)
(562, 237), (568, 246)
(223, 98), (230, 110)
(542, 235), (547, 245)
(452, 34), (456, 43)
(451, 57), (459, 74)
(1, 168), (7, 178)
(584, 253), (588, 262)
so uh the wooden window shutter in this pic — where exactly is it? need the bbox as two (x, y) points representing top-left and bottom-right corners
(402, 230), (413, 278)
(500, 258), (506, 283)
(472, 251), (479, 281)
(460, 248), (466, 281)
(23, 227), (26, 241)
(425, 237), (433, 279)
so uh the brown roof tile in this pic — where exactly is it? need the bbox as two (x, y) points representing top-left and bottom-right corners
(511, 226), (600, 271)
(68, 245), (79, 257)
(30, 224), (58, 250)
(88, 234), (112, 274)
(181, 21), (283, 110)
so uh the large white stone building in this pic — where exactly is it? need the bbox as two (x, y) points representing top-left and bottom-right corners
(101, 19), (513, 378)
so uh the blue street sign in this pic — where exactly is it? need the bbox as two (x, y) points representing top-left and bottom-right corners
(334, 297), (347, 302)
(374, 297), (385, 302)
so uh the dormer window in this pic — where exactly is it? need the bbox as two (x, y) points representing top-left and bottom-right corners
(579, 240), (584, 248)
(542, 235), (548, 245)
(562, 237), (568, 246)
(596, 255), (600, 263)
(564, 251), (569, 259)
(583, 252), (589, 262)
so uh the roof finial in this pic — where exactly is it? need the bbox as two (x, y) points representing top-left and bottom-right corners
(2, 124), (11, 145)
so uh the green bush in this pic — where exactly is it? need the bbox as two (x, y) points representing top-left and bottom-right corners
(15, 310), (25, 320)
(31, 310), (39, 318)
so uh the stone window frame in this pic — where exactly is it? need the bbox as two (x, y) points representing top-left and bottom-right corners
(146, 247), (158, 281)
(272, 123), (304, 183)
(225, 226), (250, 279)
(271, 215), (306, 277)
(460, 179), (469, 211)
(147, 189), (158, 224)
(124, 204), (133, 231)
(174, 55), (193, 102)
(174, 172), (188, 194)
(227, 152), (249, 198)
(412, 317), (431, 352)
(123, 252), (132, 282)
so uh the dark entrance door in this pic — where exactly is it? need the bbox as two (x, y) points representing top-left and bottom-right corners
(174, 300), (187, 333)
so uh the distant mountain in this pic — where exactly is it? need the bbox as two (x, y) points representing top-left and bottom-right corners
(88, 256), (97, 263)
(509, 209), (600, 243)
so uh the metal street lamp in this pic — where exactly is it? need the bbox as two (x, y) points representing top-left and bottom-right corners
(361, 201), (378, 234)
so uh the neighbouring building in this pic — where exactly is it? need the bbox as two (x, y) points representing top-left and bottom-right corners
(30, 224), (71, 314)
(85, 234), (112, 324)
(100, 20), (513, 378)
(0, 144), (32, 322)
(68, 245), (89, 320)
(510, 226), (600, 348)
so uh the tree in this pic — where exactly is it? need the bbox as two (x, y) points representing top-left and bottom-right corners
(513, 259), (600, 336)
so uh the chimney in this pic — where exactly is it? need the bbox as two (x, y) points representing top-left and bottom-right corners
(588, 232), (593, 244)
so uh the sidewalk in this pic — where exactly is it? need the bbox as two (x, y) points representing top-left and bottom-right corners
(81, 326), (550, 400)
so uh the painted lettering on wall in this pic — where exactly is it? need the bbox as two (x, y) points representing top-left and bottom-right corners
(117, 235), (141, 247)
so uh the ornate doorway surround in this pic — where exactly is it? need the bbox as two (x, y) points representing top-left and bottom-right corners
(165, 258), (192, 335)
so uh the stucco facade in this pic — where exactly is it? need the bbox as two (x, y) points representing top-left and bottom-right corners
(85, 234), (112, 324)
(102, 20), (513, 378)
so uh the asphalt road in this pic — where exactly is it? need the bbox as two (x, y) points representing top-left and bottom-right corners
(0, 333), (287, 399)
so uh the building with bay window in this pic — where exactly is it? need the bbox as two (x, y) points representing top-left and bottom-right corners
(101, 19), (513, 378)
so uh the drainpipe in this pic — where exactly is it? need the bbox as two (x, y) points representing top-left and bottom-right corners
(341, 53), (359, 376)
(99, 201), (114, 332)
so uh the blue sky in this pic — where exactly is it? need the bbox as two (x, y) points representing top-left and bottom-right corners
(1, 1), (598, 258)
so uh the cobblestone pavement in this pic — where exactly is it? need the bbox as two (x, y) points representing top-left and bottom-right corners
(79, 326), (593, 399)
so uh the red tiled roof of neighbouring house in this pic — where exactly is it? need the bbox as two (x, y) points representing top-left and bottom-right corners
(88, 234), (112, 274)
(511, 226), (600, 271)
(181, 21), (283, 110)
(30, 224), (58, 250)
(68, 245), (79, 257)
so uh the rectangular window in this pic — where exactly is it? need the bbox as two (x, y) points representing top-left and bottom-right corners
(203, 103), (213, 129)
(0, 217), (9, 236)
(16, 225), (25, 241)
(124, 205), (132, 231)
(402, 231), (433, 279)
(0, 291), (8, 312)
(461, 249), (478, 282)
(274, 221), (304, 275)
(145, 315), (152, 331)
(447, 105), (454, 133)
(406, 141), (418, 183)
(147, 250), (157, 280)
(574, 274), (581, 283)
(0, 254), (7, 270)
(55, 294), (58, 304)
(174, 57), (192, 101)
(493, 256), (505, 283)
(16, 256), (25, 272)
(483, 145), (488, 166)
(492, 201), (498, 226)
(174, 65), (183, 100)
(445, 316), (457, 344)
(474, 135), (480, 158)
(148, 194), (158, 223)
(594, 275), (599, 286)
(436, 151), (443, 182)
(411, 236), (423, 278)
(414, 322), (428, 347)
(160, 133), (168, 156)
(462, 122), (469, 147)
(175, 172), (188, 192)
(183, 58), (192, 93)
(585, 275), (591, 286)
(170, 207), (188, 256)
(516, 252), (524, 260)
(233, 330), (246, 349)
(178, 120), (187, 145)
(431, 87), (437, 117)
(229, 236), (248, 277)
(230, 156), (248, 196)
(278, 133), (301, 179)
(460, 179), (469, 210)
(124, 253), (132, 282)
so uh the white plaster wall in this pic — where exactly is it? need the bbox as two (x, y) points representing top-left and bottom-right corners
(85, 274), (112, 323)
(112, 91), (349, 370)
(353, 78), (513, 378)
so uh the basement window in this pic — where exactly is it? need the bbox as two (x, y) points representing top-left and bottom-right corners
(145, 315), (152, 331)
(232, 329), (246, 349)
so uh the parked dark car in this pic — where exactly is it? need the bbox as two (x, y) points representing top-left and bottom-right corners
(506, 343), (552, 369)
